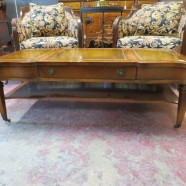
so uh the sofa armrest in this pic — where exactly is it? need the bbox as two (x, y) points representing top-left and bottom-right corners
(11, 15), (32, 51)
(112, 4), (142, 48)
(66, 15), (83, 48)
(11, 6), (30, 51)
(76, 18), (83, 48)
(64, 7), (83, 48)
(181, 23), (186, 55)
(113, 16), (126, 48)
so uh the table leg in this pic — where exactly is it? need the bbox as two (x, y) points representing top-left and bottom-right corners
(174, 84), (186, 128)
(0, 81), (10, 122)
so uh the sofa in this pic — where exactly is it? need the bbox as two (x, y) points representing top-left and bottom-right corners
(113, 1), (186, 55)
(12, 3), (83, 50)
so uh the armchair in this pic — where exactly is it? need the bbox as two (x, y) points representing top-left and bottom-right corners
(12, 3), (83, 50)
(113, 1), (186, 55)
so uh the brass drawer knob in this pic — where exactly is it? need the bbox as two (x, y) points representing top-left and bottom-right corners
(117, 69), (125, 77)
(48, 68), (55, 76)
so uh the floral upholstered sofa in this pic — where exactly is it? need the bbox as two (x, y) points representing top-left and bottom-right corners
(113, 1), (186, 54)
(12, 3), (83, 50)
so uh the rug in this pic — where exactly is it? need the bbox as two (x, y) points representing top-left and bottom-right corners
(0, 81), (186, 186)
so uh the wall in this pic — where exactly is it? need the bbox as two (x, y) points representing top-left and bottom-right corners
(5, 0), (58, 20)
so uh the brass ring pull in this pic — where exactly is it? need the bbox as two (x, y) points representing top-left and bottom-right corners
(48, 68), (55, 76)
(117, 69), (125, 77)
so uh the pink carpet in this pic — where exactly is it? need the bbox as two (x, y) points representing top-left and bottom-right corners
(0, 81), (186, 185)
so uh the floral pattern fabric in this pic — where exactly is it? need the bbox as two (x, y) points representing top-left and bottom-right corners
(117, 13), (141, 38)
(117, 36), (182, 51)
(64, 10), (78, 39)
(16, 12), (32, 43)
(134, 2), (183, 36)
(16, 3), (80, 49)
(29, 3), (67, 37)
(20, 36), (78, 49)
(117, 2), (184, 50)
(118, 2), (183, 38)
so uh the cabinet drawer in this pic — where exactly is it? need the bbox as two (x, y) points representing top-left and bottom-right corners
(38, 65), (136, 80)
(63, 2), (80, 10)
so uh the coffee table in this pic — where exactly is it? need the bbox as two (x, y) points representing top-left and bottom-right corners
(0, 48), (186, 128)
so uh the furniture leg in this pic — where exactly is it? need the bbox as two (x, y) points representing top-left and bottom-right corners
(174, 85), (186, 128)
(0, 81), (10, 122)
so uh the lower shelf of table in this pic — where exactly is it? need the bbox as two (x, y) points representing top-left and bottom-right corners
(5, 81), (178, 104)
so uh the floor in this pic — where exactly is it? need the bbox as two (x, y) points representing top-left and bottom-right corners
(0, 81), (186, 186)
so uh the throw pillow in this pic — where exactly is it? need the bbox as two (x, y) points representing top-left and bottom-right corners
(119, 8), (145, 37)
(29, 3), (67, 37)
(134, 1), (183, 36)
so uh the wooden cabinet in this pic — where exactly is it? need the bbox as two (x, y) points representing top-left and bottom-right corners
(0, 0), (14, 55)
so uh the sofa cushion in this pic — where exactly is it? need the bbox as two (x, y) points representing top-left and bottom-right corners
(117, 36), (182, 50)
(134, 1), (183, 37)
(29, 3), (67, 37)
(20, 36), (78, 49)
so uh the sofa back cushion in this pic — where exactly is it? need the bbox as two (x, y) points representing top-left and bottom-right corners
(133, 1), (183, 36)
(29, 3), (67, 37)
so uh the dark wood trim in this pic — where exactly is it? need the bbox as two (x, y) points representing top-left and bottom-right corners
(181, 1), (186, 55)
(112, 16), (121, 48)
(181, 29), (186, 55)
(0, 81), (10, 121)
(11, 18), (19, 51)
(77, 18), (83, 48)
(175, 85), (186, 128)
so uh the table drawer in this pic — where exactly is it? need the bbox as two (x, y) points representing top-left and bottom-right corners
(137, 67), (186, 80)
(38, 65), (136, 80)
(0, 66), (37, 79)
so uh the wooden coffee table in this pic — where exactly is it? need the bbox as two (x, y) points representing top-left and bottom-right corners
(0, 48), (186, 127)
